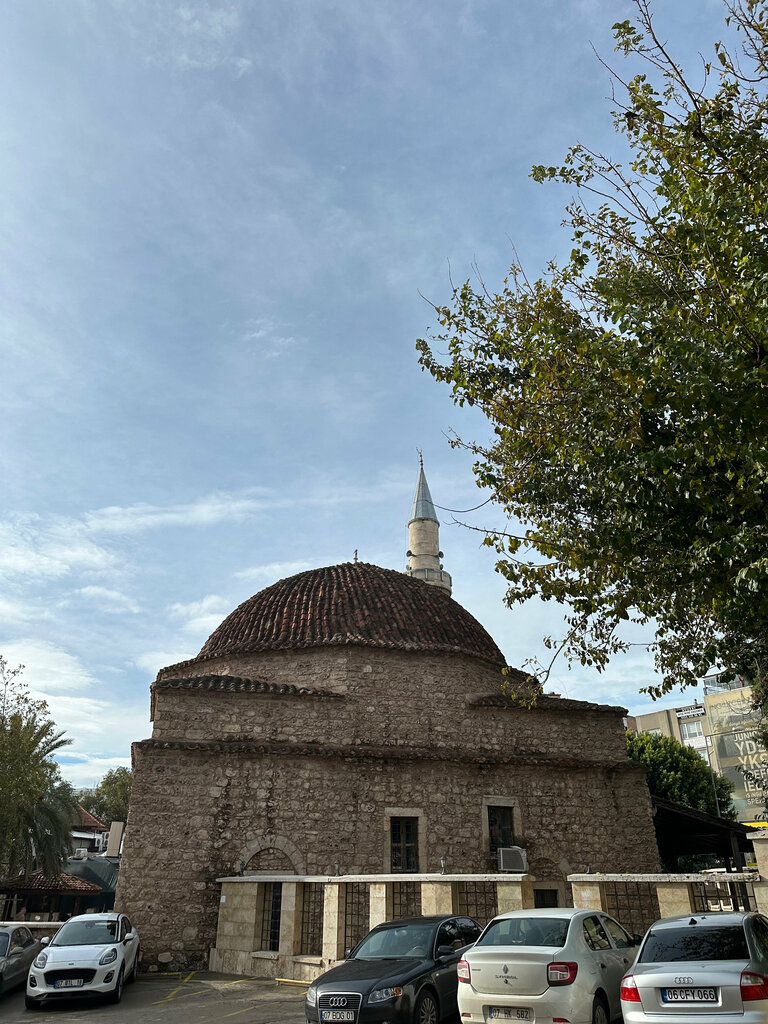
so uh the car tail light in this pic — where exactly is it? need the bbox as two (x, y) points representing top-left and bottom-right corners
(741, 971), (768, 1001)
(457, 959), (471, 983)
(547, 962), (578, 985)
(620, 976), (641, 1003)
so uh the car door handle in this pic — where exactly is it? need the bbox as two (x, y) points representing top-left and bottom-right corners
(600, 963), (606, 970)
(623, 957), (629, 964)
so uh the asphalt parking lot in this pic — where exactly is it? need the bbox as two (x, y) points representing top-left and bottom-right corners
(1, 972), (309, 1024)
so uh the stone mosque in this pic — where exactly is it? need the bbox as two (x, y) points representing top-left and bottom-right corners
(116, 463), (659, 972)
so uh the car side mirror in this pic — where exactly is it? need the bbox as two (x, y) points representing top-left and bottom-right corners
(40, 936), (50, 946)
(344, 948), (353, 959)
(437, 944), (454, 959)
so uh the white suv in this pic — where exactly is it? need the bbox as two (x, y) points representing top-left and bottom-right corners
(26, 912), (139, 1009)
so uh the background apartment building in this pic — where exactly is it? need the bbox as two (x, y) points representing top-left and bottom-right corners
(627, 674), (768, 825)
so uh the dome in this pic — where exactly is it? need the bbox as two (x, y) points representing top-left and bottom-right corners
(197, 562), (505, 666)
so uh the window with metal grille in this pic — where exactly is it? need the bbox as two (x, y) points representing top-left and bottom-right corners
(603, 880), (660, 938)
(259, 882), (282, 952)
(488, 806), (515, 852)
(343, 883), (370, 952)
(456, 881), (498, 926)
(534, 888), (559, 908)
(391, 881), (422, 919)
(299, 883), (324, 956)
(390, 817), (419, 872)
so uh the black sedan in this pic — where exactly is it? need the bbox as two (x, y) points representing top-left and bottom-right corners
(306, 915), (481, 1024)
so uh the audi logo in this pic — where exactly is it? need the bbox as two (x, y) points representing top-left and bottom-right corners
(674, 977), (694, 985)
(329, 998), (348, 1007)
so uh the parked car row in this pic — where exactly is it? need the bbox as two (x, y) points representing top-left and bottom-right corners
(306, 907), (768, 1024)
(0, 912), (140, 1010)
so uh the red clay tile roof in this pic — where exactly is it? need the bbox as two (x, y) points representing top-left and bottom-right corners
(77, 805), (107, 831)
(153, 674), (341, 697)
(470, 693), (628, 714)
(195, 562), (506, 666)
(0, 871), (101, 894)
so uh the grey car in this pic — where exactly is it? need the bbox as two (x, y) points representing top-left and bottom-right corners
(620, 911), (768, 1023)
(0, 925), (43, 996)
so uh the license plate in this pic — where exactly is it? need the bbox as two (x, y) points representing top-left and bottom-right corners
(489, 1008), (531, 1020)
(54, 979), (84, 989)
(320, 1012), (355, 1022)
(661, 988), (717, 1003)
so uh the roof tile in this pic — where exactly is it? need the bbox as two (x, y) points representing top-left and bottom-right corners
(192, 563), (506, 666)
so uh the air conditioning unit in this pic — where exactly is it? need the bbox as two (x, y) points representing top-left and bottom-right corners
(73, 848), (89, 859)
(498, 846), (528, 872)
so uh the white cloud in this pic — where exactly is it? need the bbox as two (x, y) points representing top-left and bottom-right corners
(239, 316), (299, 359)
(83, 491), (274, 534)
(134, 649), (195, 677)
(234, 559), (313, 582)
(0, 640), (150, 786)
(0, 595), (37, 625)
(168, 594), (230, 635)
(109, 0), (250, 74)
(72, 586), (141, 614)
(1, 639), (97, 694)
(0, 517), (114, 580)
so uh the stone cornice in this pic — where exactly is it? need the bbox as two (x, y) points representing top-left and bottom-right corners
(152, 674), (340, 699)
(471, 693), (627, 715)
(134, 736), (640, 772)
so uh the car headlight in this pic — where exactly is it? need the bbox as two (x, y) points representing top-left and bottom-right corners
(99, 947), (118, 965)
(33, 952), (48, 969)
(369, 986), (403, 1003)
(306, 986), (317, 1007)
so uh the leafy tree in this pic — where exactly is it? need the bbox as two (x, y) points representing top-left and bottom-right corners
(417, 0), (768, 697)
(0, 656), (77, 879)
(78, 767), (132, 825)
(627, 730), (735, 818)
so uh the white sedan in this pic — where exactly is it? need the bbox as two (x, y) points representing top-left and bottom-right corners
(457, 907), (640, 1024)
(26, 912), (140, 1010)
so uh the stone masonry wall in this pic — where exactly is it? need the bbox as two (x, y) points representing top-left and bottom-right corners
(117, 645), (657, 971)
(117, 744), (657, 971)
(151, 647), (629, 762)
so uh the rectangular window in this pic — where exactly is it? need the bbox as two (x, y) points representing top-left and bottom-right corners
(259, 882), (282, 952)
(299, 883), (323, 956)
(390, 817), (419, 872)
(534, 889), (559, 908)
(680, 719), (704, 741)
(488, 806), (515, 851)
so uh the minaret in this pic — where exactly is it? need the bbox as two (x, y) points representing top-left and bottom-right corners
(405, 456), (452, 595)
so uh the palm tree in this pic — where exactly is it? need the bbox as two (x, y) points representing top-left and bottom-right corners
(0, 709), (76, 880)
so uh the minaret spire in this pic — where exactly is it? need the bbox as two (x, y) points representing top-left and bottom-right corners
(405, 457), (452, 594)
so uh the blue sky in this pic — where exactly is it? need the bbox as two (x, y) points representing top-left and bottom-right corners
(1, 0), (728, 785)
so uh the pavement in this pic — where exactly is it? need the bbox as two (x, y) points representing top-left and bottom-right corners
(0, 971), (310, 1023)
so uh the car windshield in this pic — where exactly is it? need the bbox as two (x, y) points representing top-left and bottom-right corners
(0, 934), (8, 957)
(640, 926), (749, 963)
(476, 917), (570, 948)
(354, 924), (435, 959)
(52, 919), (119, 946)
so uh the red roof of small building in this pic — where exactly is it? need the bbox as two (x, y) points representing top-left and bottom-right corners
(0, 871), (101, 894)
(77, 805), (107, 831)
